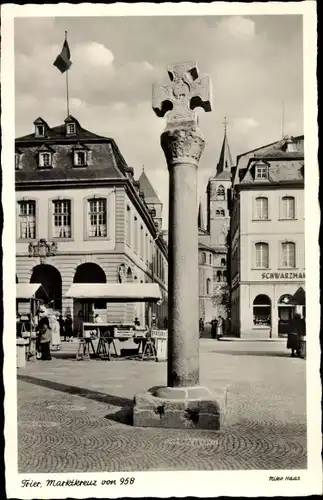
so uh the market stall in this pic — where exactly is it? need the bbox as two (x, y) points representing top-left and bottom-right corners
(290, 286), (306, 359)
(65, 283), (166, 361)
(16, 283), (48, 366)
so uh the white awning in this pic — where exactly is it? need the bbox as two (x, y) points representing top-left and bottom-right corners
(16, 283), (47, 300)
(64, 283), (163, 302)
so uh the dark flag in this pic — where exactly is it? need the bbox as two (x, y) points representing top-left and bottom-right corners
(53, 39), (72, 74)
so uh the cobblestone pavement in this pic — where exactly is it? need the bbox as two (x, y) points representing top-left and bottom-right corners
(17, 339), (306, 472)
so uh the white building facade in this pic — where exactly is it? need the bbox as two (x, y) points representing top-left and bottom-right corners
(230, 135), (305, 338)
(16, 116), (168, 331)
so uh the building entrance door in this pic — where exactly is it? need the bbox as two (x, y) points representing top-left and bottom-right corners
(278, 295), (294, 337)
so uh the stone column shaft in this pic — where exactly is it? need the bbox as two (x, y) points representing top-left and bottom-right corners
(160, 123), (205, 388)
(167, 160), (199, 387)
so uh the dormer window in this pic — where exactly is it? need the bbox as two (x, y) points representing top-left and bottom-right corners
(255, 164), (268, 180)
(72, 143), (89, 167)
(35, 125), (45, 137)
(15, 152), (21, 170)
(36, 143), (54, 168)
(39, 152), (52, 167)
(33, 117), (49, 137)
(286, 138), (298, 153)
(75, 151), (86, 166)
(64, 115), (80, 136)
(67, 122), (76, 135)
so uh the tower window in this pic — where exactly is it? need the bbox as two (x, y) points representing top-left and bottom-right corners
(217, 185), (225, 199)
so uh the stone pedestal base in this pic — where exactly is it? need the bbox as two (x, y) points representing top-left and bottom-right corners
(133, 386), (227, 430)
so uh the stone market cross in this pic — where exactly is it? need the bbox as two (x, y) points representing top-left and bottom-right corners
(152, 62), (212, 125)
(134, 61), (226, 431)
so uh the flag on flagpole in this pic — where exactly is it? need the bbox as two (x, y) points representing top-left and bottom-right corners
(53, 38), (72, 73)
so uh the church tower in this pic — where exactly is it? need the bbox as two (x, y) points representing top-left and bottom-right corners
(198, 199), (204, 231)
(207, 118), (233, 248)
(138, 167), (163, 231)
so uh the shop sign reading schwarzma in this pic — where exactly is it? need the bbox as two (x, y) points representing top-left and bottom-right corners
(261, 272), (306, 280)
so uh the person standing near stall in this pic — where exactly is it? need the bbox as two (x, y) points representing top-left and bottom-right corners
(65, 314), (73, 341)
(287, 312), (302, 357)
(77, 310), (85, 339)
(58, 314), (65, 341)
(94, 314), (103, 324)
(217, 316), (224, 340)
(211, 317), (218, 339)
(37, 307), (52, 360)
(50, 313), (61, 351)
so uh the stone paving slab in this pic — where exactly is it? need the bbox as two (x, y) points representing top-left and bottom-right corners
(17, 339), (306, 472)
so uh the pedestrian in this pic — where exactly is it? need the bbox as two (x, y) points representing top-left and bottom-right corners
(134, 317), (141, 327)
(36, 306), (52, 360)
(65, 314), (73, 342)
(77, 310), (84, 340)
(93, 313), (103, 338)
(58, 314), (65, 341)
(94, 313), (103, 323)
(199, 317), (204, 336)
(211, 317), (218, 339)
(287, 313), (302, 357)
(163, 316), (168, 329)
(217, 316), (223, 340)
(50, 313), (61, 351)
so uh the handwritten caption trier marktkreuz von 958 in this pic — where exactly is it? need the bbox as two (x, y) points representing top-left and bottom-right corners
(21, 478), (136, 488)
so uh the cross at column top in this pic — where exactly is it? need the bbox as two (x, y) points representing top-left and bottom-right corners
(152, 61), (212, 126)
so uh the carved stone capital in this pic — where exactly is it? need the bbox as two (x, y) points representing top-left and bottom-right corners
(160, 124), (205, 168)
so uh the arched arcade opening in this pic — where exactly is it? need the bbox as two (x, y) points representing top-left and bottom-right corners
(30, 264), (62, 311)
(73, 262), (106, 325)
(253, 294), (271, 327)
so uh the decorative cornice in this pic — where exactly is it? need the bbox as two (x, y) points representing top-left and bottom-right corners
(237, 181), (304, 191)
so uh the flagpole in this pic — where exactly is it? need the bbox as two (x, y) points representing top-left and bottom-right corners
(65, 31), (70, 117)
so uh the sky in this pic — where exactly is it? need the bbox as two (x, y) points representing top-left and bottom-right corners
(14, 15), (303, 228)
